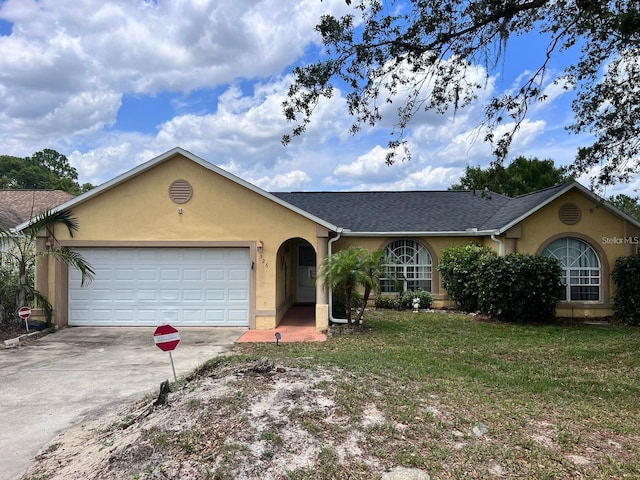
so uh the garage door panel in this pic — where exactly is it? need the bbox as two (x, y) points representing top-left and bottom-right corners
(229, 268), (248, 281)
(183, 269), (203, 281)
(160, 268), (180, 281)
(160, 289), (180, 301)
(137, 290), (157, 301)
(206, 268), (225, 281)
(229, 289), (248, 301)
(69, 248), (250, 327)
(183, 290), (204, 301)
(206, 289), (224, 301)
(229, 310), (249, 322)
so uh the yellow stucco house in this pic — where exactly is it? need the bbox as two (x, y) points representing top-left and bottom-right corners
(31, 148), (640, 330)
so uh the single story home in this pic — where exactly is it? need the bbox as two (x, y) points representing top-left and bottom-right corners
(27, 147), (640, 330)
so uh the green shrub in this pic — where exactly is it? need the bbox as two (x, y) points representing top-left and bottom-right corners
(374, 294), (400, 310)
(0, 265), (20, 326)
(611, 255), (640, 325)
(375, 290), (433, 310)
(477, 254), (563, 323)
(398, 290), (433, 310)
(438, 244), (496, 312)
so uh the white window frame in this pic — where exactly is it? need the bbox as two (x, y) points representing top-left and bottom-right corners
(381, 239), (432, 293)
(542, 237), (601, 302)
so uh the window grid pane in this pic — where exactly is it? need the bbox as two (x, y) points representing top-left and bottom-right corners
(381, 240), (432, 294)
(542, 237), (600, 302)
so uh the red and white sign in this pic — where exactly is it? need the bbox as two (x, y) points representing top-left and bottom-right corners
(154, 324), (180, 352)
(18, 306), (31, 320)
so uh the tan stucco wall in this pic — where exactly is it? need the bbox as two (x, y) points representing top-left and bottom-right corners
(332, 235), (487, 308)
(50, 154), (328, 329)
(332, 190), (640, 317)
(49, 165), (638, 325)
(501, 190), (640, 318)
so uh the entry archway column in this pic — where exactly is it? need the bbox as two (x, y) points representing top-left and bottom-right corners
(315, 227), (329, 332)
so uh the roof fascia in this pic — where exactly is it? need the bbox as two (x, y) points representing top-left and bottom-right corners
(14, 147), (339, 233)
(340, 230), (498, 237)
(495, 181), (640, 234)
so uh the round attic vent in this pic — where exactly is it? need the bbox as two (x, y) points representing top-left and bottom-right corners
(559, 203), (581, 225)
(168, 179), (193, 204)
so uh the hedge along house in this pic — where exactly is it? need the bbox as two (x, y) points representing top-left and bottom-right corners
(27, 148), (640, 330)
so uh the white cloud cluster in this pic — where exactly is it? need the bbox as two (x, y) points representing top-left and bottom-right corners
(0, 0), (608, 194)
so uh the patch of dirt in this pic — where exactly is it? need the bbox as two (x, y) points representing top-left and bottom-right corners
(0, 322), (28, 344)
(0, 321), (52, 348)
(22, 359), (387, 480)
(20, 357), (639, 480)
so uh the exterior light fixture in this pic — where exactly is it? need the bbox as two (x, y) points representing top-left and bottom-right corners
(257, 240), (264, 253)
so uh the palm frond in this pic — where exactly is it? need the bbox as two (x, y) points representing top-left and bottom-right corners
(19, 283), (53, 324)
(46, 248), (95, 286)
(28, 209), (80, 240)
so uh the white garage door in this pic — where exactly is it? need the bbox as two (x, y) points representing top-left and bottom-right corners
(69, 248), (250, 326)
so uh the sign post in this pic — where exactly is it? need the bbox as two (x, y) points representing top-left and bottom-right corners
(18, 306), (32, 332)
(154, 324), (181, 383)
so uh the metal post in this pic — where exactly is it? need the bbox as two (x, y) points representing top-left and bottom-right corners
(169, 351), (177, 383)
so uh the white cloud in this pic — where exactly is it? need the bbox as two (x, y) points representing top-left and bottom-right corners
(0, 0), (350, 151)
(333, 146), (395, 179)
(251, 170), (312, 191)
(0, 0), (616, 195)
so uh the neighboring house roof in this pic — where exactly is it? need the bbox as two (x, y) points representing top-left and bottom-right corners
(0, 189), (75, 230)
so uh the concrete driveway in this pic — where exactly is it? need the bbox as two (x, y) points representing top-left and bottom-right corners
(0, 326), (245, 480)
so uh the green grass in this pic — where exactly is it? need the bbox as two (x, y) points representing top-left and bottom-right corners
(236, 310), (640, 478)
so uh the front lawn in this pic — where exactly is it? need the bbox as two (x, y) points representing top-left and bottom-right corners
(238, 310), (640, 479)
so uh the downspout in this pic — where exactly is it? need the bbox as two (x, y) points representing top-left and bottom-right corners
(490, 232), (504, 256)
(327, 228), (348, 324)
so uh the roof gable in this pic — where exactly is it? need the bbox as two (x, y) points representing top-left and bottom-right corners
(15, 149), (637, 235)
(14, 147), (338, 232)
(489, 182), (640, 233)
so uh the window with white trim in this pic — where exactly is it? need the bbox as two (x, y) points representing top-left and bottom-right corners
(381, 239), (432, 293)
(542, 237), (601, 301)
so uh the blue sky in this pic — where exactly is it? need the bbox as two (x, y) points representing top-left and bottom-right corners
(0, 0), (634, 196)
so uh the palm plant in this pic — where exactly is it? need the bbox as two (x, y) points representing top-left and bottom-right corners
(318, 247), (385, 326)
(0, 209), (94, 324)
(354, 249), (385, 325)
(319, 247), (363, 325)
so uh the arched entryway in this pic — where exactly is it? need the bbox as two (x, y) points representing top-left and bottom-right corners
(276, 238), (316, 326)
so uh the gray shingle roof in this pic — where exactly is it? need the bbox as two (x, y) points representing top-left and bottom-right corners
(480, 183), (569, 231)
(273, 183), (574, 233)
(0, 190), (75, 230)
(273, 190), (512, 232)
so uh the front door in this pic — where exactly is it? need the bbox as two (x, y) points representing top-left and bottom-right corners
(296, 244), (316, 303)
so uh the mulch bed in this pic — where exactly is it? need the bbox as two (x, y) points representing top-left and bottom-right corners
(0, 321), (52, 347)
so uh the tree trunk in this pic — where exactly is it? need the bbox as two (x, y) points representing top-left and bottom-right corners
(16, 262), (27, 311)
(345, 283), (353, 325)
(357, 286), (372, 325)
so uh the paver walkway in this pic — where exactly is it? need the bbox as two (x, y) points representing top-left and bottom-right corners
(237, 305), (326, 343)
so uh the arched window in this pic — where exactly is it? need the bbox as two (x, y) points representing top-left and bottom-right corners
(381, 239), (432, 293)
(542, 237), (601, 301)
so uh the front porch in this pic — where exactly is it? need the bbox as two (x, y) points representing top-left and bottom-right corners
(238, 305), (326, 343)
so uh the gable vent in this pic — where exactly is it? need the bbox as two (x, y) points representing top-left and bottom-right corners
(559, 203), (581, 225)
(169, 179), (193, 204)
